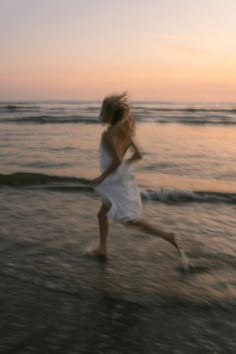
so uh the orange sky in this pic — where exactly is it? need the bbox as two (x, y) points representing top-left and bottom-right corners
(1, 0), (236, 101)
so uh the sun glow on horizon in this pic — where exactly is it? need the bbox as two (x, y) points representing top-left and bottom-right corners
(1, 0), (236, 102)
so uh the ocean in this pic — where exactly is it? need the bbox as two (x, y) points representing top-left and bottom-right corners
(1, 100), (236, 353)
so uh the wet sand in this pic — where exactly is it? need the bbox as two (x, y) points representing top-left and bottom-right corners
(1, 271), (236, 354)
(1, 190), (236, 353)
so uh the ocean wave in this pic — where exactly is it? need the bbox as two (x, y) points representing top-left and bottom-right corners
(1, 172), (236, 204)
(1, 100), (236, 126)
(0, 172), (90, 186)
(133, 117), (236, 125)
(1, 102), (236, 114)
(142, 189), (236, 204)
(169, 118), (236, 125)
(134, 107), (236, 113)
(1, 113), (236, 125)
(0, 115), (98, 124)
(2, 105), (41, 111)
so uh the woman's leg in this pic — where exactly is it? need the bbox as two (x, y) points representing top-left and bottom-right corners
(126, 218), (187, 260)
(90, 203), (110, 256)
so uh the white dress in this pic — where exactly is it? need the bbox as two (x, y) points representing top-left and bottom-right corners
(95, 141), (142, 222)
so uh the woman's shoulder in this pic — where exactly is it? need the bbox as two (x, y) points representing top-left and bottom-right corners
(102, 127), (131, 146)
(102, 128), (116, 141)
(101, 130), (113, 148)
(101, 129), (110, 140)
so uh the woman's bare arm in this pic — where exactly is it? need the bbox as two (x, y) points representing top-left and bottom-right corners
(126, 139), (142, 165)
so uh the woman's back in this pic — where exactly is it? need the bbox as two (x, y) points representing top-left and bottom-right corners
(105, 130), (131, 158)
(99, 132), (132, 182)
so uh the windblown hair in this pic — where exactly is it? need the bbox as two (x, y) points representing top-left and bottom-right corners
(102, 92), (135, 138)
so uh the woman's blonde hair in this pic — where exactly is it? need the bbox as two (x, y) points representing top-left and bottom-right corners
(102, 92), (135, 138)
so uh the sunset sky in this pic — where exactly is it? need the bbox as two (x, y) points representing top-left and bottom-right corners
(1, 0), (236, 101)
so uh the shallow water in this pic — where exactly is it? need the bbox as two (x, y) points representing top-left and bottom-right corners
(1, 101), (236, 352)
(0, 187), (235, 301)
(1, 189), (236, 352)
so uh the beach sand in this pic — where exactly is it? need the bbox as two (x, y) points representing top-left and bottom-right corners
(1, 190), (236, 353)
(1, 268), (236, 353)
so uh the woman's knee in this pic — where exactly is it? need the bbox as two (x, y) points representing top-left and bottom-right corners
(97, 210), (103, 219)
(97, 208), (108, 220)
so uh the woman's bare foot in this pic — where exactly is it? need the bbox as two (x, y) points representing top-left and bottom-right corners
(168, 233), (190, 271)
(87, 246), (108, 258)
(166, 232), (180, 250)
(179, 249), (190, 272)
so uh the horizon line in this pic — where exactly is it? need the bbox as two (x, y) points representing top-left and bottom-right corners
(0, 99), (235, 104)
